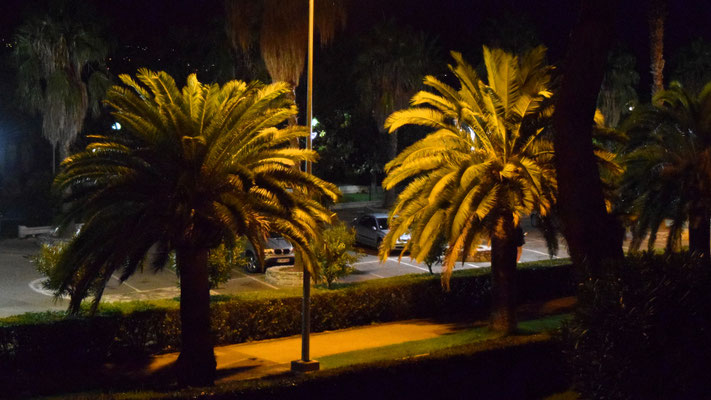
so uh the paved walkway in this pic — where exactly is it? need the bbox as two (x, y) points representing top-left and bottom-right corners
(141, 297), (576, 384)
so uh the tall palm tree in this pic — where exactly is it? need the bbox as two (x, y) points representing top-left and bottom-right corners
(13, 9), (109, 173)
(621, 81), (711, 261)
(52, 70), (339, 386)
(354, 20), (439, 206)
(225, 0), (345, 123)
(380, 47), (556, 333)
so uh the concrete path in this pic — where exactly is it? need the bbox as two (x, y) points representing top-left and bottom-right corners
(142, 297), (576, 383)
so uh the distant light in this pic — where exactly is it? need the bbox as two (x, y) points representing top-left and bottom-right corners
(628, 106), (634, 111)
(311, 118), (319, 140)
(111, 122), (121, 130)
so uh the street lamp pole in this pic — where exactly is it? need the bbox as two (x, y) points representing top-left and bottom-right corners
(291, 0), (319, 373)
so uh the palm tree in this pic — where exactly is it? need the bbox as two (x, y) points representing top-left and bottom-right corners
(52, 70), (339, 386)
(225, 0), (345, 124)
(380, 47), (556, 333)
(13, 8), (109, 173)
(354, 20), (439, 206)
(621, 81), (711, 261)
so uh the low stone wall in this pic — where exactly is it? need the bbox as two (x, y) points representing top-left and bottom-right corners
(338, 185), (369, 194)
(265, 266), (303, 287)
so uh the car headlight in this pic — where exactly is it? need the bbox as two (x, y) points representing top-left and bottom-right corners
(264, 249), (275, 255)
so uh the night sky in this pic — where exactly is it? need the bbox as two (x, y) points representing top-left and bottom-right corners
(1, 0), (710, 96)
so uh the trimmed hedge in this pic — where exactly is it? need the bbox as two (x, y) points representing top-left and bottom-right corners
(561, 253), (711, 400)
(0, 263), (573, 389)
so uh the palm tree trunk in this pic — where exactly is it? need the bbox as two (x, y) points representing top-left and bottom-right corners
(489, 214), (518, 334)
(287, 86), (300, 150)
(383, 128), (397, 207)
(552, 0), (625, 275)
(688, 207), (710, 263)
(175, 246), (216, 387)
(648, 0), (666, 95)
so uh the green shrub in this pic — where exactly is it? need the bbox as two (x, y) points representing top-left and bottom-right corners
(0, 262), (574, 393)
(423, 234), (447, 274)
(561, 253), (711, 400)
(170, 238), (249, 289)
(312, 222), (363, 288)
(207, 239), (248, 288)
(31, 240), (106, 299)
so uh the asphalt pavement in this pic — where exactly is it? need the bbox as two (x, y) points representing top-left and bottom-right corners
(0, 206), (567, 318)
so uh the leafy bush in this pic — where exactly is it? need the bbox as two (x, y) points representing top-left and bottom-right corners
(31, 240), (105, 299)
(0, 262), (574, 396)
(561, 253), (711, 400)
(32, 242), (67, 280)
(312, 222), (363, 288)
(204, 239), (248, 289)
(423, 234), (448, 274)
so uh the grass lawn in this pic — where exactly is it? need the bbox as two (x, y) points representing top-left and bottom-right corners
(318, 313), (570, 369)
(341, 192), (382, 202)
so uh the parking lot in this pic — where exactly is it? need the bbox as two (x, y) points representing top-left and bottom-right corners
(0, 206), (566, 318)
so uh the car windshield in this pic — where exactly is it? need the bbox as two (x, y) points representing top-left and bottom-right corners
(377, 218), (388, 230)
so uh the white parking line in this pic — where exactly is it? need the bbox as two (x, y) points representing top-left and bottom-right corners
(28, 278), (70, 299)
(388, 257), (429, 272)
(522, 248), (558, 258)
(369, 272), (385, 278)
(465, 263), (486, 268)
(232, 269), (279, 290)
(353, 260), (380, 266)
(112, 274), (143, 292)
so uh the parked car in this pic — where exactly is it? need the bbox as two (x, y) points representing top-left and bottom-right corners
(351, 212), (411, 250)
(244, 234), (295, 273)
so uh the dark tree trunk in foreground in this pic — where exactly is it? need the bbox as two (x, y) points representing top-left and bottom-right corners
(490, 214), (518, 334)
(552, 0), (624, 274)
(176, 246), (216, 387)
(688, 207), (710, 263)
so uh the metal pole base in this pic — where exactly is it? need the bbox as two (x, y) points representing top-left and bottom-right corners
(291, 359), (320, 373)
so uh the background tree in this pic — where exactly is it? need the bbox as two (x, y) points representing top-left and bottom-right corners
(52, 70), (339, 386)
(13, 4), (109, 172)
(670, 38), (711, 97)
(354, 20), (439, 206)
(381, 47), (556, 333)
(621, 81), (711, 261)
(552, 0), (625, 272)
(225, 0), (345, 126)
(597, 48), (639, 128)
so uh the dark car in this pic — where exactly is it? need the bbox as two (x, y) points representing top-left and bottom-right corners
(244, 234), (295, 273)
(352, 212), (411, 250)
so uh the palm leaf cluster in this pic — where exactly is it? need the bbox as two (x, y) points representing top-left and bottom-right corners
(622, 81), (711, 252)
(52, 70), (339, 312)
(13, 11), (109, 164)
(380, 47), (556, 282)
(225, 0), (346, 86)
(592, 110), (628, 211)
